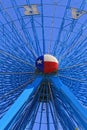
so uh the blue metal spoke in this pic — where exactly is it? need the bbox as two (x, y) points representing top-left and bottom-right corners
(11, 0), (37, 56)
(28, 84), (44, 130)
(59, 30), (87, 63)
(0, 1), (37, 59)
(0, 28), (35, 64)
(0, 77), (34, 100)
(52, 0), (71, 55)
(26, 0), (42, 55)
(41, 0), (45, 54)
(0, 77), (43, 130)
(0, 1), (87, 129)
(60, 0), (87, 46)
(58, 75), (87, 83)
(46, 84), (50, 130)
(48, 83), (59, 129)
(30, 16), (42, 56)
(59, 61), (87, 70)
(39, 84), (45, 130)
(50, 76), (87, 129)
(0, 49), (34, 68)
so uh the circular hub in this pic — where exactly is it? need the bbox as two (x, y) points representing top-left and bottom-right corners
(36, 54), (58, 74)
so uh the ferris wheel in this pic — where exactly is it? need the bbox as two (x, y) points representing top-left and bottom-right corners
(0, 0), (87, 130)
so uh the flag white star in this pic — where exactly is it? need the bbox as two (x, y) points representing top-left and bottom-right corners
(37, 59), (42, 64)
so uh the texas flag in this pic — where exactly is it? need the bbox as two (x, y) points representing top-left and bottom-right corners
(36, 54), (58, 74)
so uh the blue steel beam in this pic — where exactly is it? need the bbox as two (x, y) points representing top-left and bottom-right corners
(26, 0), (42, 55)
(0, 1), (37, 59)
(0, 77), (43, 130)
(0, 75), (87, 129)
(59, 3), (87, 62)
(39, 84), (45, 130)
(61, 0), (86, 44)
(55, 1), (87, 61)
(46, 86), (50, 130)
(0, 24), (35, 64)
(50, 76), (87, 129)
(41, 0), (45, 54)
(30, 16), (42, 56)
(0, 3), (24, 46)
(27, 86), (43, 130)
(52, 0), (71, 55)
(48, 82), (59, 130)
(11, 0), (37, 55)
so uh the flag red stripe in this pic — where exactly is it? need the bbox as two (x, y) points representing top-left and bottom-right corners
(44, 62), (58, 73)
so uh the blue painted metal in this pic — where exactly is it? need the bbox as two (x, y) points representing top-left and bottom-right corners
(53, 0), (71, 55)
(0, 77), (42, 130)
(0, 0), (87, 129)
(0, 74), (87, 129)
(11, 0), (38, 59)
(27, 86), (43, 130)
(48, 81), (59, 130)
(61, 0), (86, 44)
(50, 76), (87, 129)
(41, 0), (45, 54)
(26, 0), (42, 56)
(39, 84), (45, 130)
(0, 1), (37, 59)
(0, 4), (23, 45)
(31, 16), (42, 56)
(46, 86), (50, 130)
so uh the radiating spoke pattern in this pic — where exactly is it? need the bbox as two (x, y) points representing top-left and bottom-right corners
(0, 0), (87, 130)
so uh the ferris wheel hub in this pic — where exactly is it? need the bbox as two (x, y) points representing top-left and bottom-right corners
(36, 54), (58, 74)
